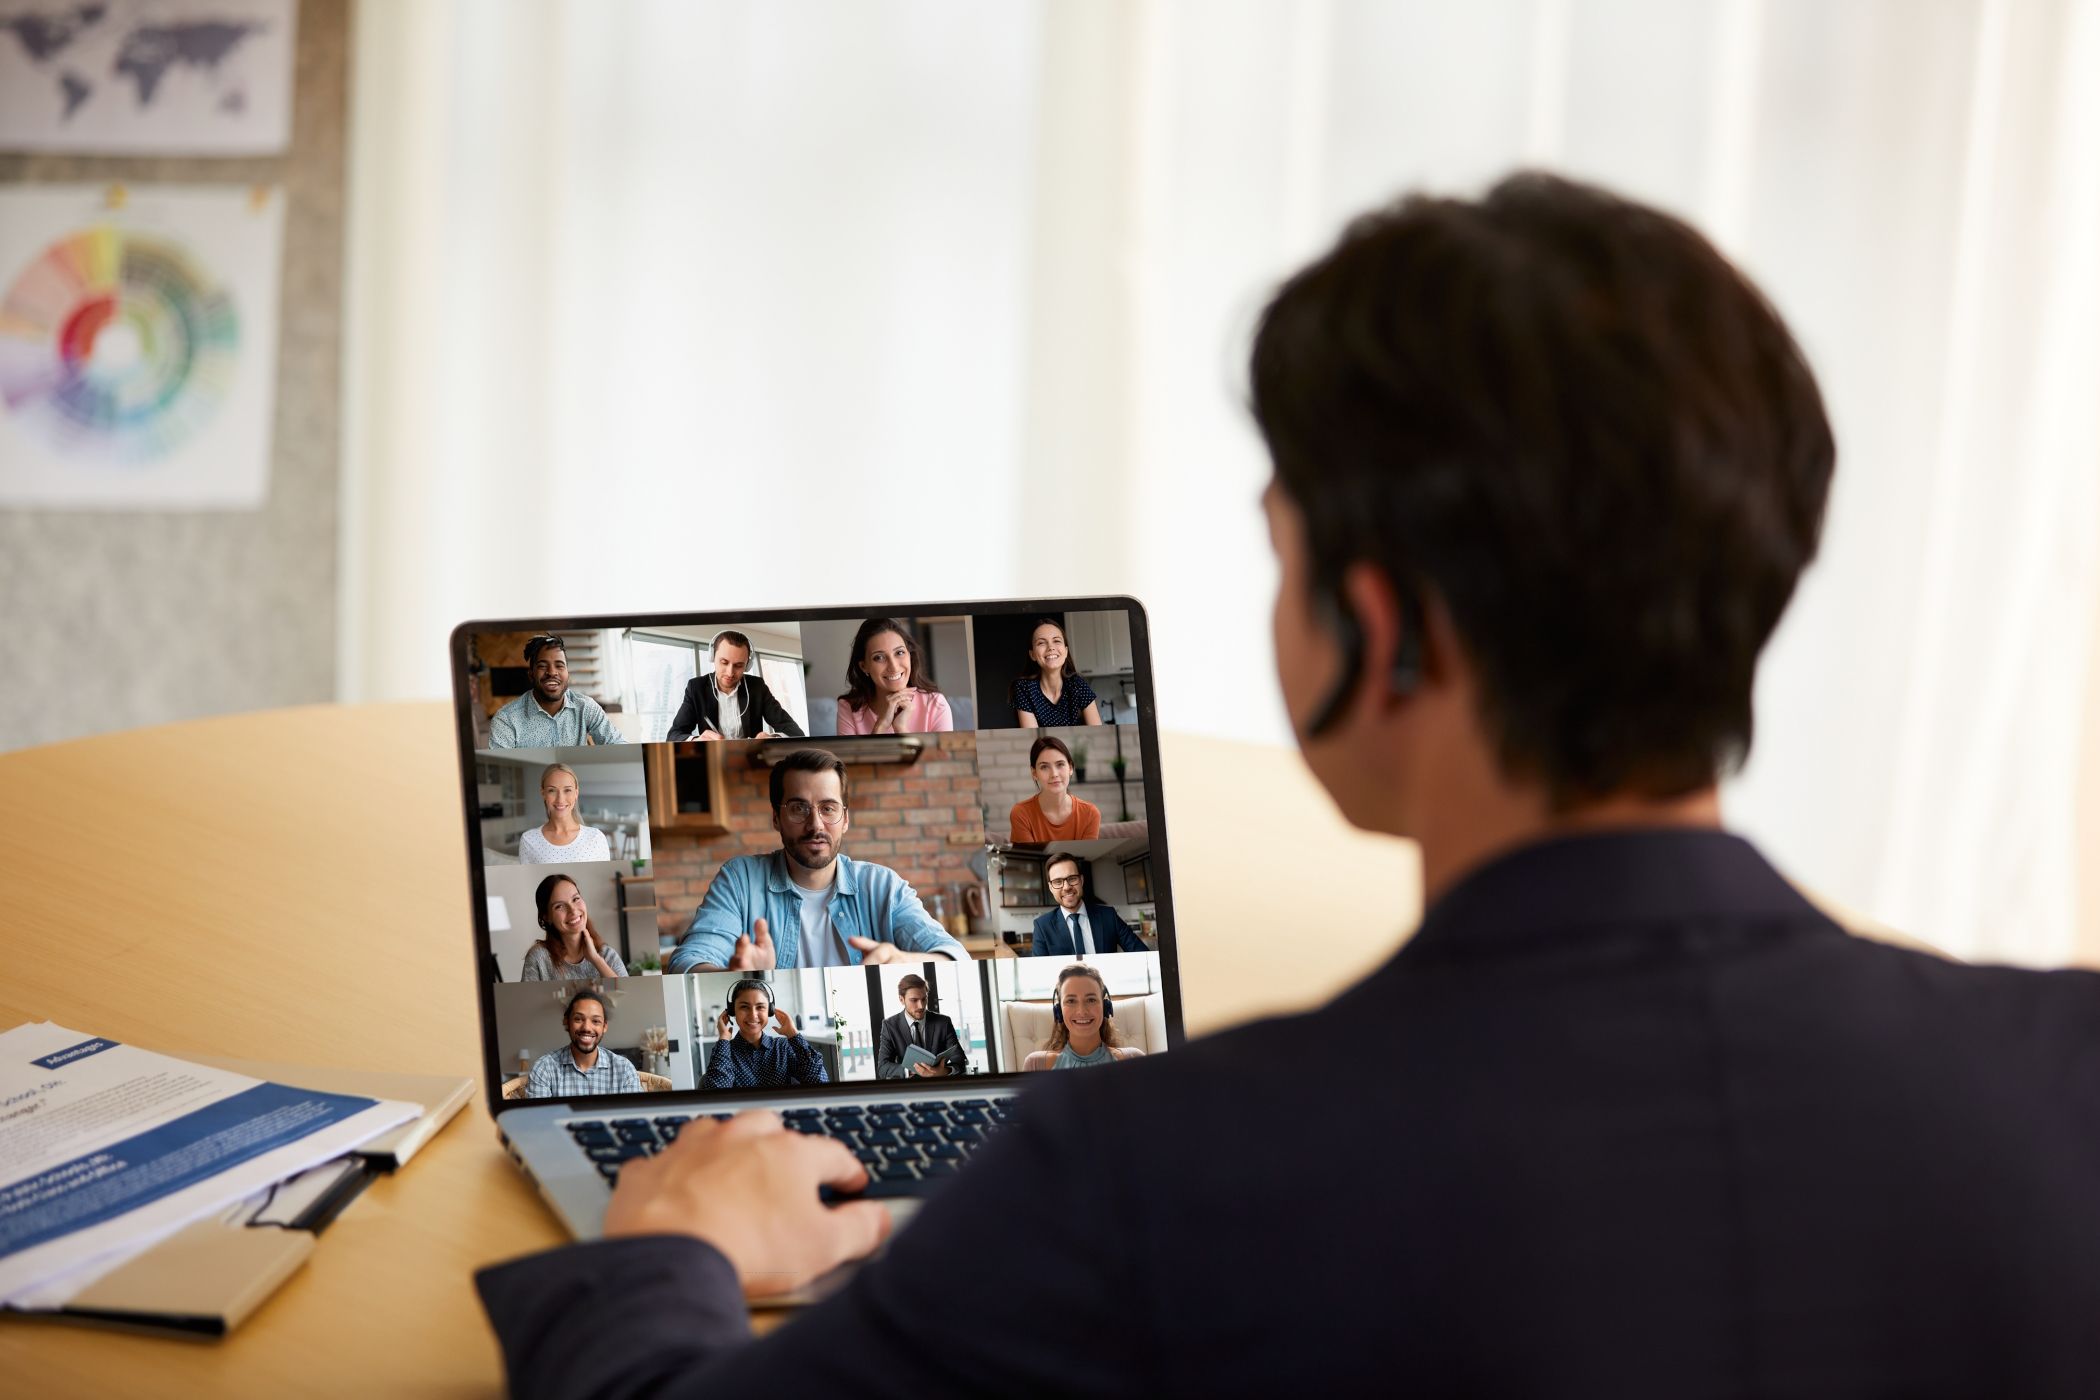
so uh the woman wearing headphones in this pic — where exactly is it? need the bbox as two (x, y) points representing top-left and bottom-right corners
(518, 872), (628, 980)
(702, 977), (830, 1088)
(1022, 964), (1144, 1071)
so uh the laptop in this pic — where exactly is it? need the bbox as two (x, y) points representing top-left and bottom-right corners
(448, 598), (1185, 1266)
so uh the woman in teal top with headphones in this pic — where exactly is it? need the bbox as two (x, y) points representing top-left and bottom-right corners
(1022, 964), (1145, 1071)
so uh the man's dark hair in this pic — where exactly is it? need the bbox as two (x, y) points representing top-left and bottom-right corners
(710, 629), (752, 658)
(523, 633), (567, 666)
(1043, 851), (1085, 886)
(1249, 172), (1834, 808)
(897, 973), (928, 998)
(564, 989), (609, 1022)
(768, 747), (851, 811)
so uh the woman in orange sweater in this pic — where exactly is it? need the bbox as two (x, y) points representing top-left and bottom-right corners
(1009, 733), (1101, 843)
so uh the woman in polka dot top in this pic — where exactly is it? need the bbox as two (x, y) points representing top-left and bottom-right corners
(1012, 618), (1103, 728)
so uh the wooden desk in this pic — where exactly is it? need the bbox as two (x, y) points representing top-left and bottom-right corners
(0, 703), (1418, 1397)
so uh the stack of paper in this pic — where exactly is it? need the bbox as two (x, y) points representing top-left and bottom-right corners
(0, 1022), (420, 1311)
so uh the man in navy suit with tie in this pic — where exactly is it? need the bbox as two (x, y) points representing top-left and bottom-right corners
(1026, 852), (1147, 958)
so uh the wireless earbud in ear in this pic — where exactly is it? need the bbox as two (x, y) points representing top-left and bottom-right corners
(1303, 593), (1365, 738)
(1303, 583), (1424, 738)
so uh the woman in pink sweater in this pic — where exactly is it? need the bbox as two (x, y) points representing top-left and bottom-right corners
(834, 617), (954, 734)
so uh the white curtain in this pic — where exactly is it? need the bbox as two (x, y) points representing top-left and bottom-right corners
(342, 0), (1043, 702)
(345, 0), (2100, 966)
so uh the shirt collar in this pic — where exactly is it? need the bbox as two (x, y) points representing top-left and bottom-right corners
(528, 688), (578, 717)
(1400, 828), (1825, 966)
(766, 850), (859, 899)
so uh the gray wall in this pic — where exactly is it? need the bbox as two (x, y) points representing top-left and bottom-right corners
(0, 0), (349, 752)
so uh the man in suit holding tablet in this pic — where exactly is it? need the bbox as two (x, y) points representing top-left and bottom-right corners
(873, 974), (968, 1079)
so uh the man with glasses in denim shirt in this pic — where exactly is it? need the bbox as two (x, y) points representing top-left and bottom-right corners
(665, 748), (967, 972)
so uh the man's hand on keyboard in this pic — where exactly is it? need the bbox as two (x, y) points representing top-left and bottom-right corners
(604, 1109), (892, 1298)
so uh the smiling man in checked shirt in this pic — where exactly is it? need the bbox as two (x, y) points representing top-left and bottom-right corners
(525, 990), (640, 1100)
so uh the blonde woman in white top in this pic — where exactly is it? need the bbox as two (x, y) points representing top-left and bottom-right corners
(518, 762), (611, 865)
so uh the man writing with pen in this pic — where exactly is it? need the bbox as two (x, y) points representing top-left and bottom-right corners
(666, 630), (805, 741)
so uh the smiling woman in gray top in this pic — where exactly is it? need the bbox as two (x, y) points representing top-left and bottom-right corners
(519, 872), (627, 981)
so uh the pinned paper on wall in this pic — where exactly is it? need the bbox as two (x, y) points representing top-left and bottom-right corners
(0, 184), (284, 510)
(0, 0), (296, 155)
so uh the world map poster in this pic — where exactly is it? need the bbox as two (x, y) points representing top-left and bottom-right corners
(0, 184), (283, 509)
(0, 0), (295, 154)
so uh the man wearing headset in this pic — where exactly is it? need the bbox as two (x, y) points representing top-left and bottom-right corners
(666, 629), (805, 741)
(480, 175), (2100, 1393)
(702, 978), (827, 1090)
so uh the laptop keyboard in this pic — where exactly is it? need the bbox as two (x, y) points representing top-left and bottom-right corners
(564, 1097), (1018, 1200)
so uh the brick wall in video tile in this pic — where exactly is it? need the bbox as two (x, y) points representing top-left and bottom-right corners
(651, 733), (986, 945)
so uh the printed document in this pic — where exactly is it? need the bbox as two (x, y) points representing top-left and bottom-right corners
(0, 1022), (416, 1301)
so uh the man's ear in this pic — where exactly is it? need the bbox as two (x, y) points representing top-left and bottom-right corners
(1338, 562), (1407, 719)
(1341, 562), (1454, 698)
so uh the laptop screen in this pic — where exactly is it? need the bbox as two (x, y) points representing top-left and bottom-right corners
(450, 599), (1181, 1109)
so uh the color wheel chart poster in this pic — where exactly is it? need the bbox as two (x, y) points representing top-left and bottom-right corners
(0, 0), (297, 155)
(0, 185), (283, 510)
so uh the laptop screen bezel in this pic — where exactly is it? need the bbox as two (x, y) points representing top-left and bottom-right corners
(448, 595), (1184, 1117)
